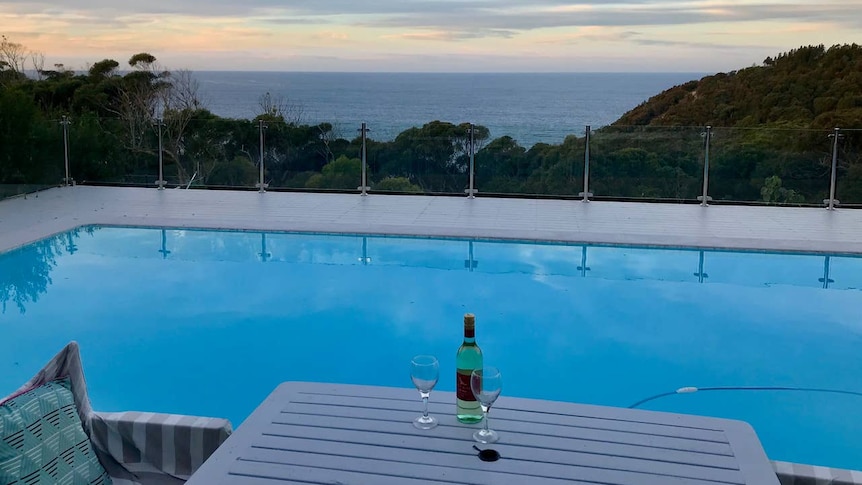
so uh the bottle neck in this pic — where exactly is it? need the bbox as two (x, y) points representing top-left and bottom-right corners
(463, 326), (475, 343)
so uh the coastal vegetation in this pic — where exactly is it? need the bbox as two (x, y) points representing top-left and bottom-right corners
(1, 38), (860, 204)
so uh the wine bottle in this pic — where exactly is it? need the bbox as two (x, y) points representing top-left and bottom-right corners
(456, 313), (483, 423)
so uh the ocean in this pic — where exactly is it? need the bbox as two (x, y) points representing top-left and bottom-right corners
(194, 72), (703, 147)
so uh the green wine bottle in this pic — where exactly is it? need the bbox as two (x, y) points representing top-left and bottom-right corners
(456, 313), (483, 423)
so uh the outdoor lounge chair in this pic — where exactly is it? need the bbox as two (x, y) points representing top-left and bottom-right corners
(0, 341), (232, 485)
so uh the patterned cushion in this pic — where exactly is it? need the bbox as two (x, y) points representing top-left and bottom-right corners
(0, 378), (111, 485)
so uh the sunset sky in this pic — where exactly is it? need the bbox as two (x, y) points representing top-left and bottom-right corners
(1, 0), (859, 72)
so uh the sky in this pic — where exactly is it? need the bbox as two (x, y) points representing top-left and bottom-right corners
(1, 0), (860, 73)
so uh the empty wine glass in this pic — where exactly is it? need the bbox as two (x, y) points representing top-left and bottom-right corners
(471, 366), (502, 443)
(410, 355), (440, 429)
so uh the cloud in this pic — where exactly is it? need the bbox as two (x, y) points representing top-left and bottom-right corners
(1, 0), (859, 72)
(258, 17), (332, 25)
(361, 1), (862, 32)
(1, 1), (859, 26)
(384, 29), (516, 42)
(541, 28), (763, 50)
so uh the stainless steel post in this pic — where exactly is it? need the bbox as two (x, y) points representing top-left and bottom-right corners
(358, 123), (370, 195)
(257, 120), (268, 193)
(156, 118), (166, 189)
(466, 123), (477, 198)
(699, 126), (712, 206)
(579, 125), (592, 202)
(825, 128), (841, 210)
(61, 116), (72, 186)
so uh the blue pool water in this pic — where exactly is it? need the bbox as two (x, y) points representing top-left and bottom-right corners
(1, 226), (861, 470)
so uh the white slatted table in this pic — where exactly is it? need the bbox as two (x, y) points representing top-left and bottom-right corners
(186, 382), (779, 485)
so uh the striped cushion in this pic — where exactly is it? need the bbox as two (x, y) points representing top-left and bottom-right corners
(0, 378), (112, 484)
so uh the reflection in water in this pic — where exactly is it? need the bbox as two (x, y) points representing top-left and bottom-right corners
(2, 227), (860, 315)
(358, 237), (371, 265)
(820, 256), (833, 289)
(464, 241), (477, 271)
(0, 227), (91, 314)
(259, 233), (271, 262)
(158, 229), (171, 259)
(578, 246), (590, 277)
(694, 250), (709, 283)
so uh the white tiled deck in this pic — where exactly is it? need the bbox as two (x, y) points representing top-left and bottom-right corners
(1, 185), (862, 254)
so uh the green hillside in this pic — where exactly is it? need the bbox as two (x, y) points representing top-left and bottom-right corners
(615, 44), (862, 129)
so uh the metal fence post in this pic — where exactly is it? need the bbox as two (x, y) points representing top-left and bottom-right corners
(465, 123), (477, 198)
(358, 123), (370, 195)
(155, 118), (166, 189)
(824, 127), (842, 210)
(257, 120), (268, 193)
(60, 116), (72, 186)
(578, 125), (592, 202)
(698, 126), (713, 206)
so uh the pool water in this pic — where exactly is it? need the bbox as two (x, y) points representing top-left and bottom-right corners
(1, 226), (861, 470)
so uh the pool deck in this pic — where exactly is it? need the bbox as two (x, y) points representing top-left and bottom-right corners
(2, 185), (862, 254)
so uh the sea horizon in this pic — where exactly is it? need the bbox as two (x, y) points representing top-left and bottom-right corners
(194, 71), (706, 146)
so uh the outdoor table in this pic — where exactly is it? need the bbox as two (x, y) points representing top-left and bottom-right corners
(186, 381), (779, 484)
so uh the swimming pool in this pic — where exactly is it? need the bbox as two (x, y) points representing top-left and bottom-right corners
(1, 226), (860, 470)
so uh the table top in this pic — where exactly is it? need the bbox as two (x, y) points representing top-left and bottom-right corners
(187, 381), (779, 485)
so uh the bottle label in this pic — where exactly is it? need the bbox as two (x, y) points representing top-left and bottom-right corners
(457, 371), (477, 401)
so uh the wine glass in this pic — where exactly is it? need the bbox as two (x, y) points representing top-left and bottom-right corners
(471, 366), (502, 443)
(410, 355), (440, 429)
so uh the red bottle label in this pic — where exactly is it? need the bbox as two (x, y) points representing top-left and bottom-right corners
(457, 371), (477, 401)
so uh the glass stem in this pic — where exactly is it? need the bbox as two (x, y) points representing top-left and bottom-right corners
(422, 395), (429, 418)
(482, 408), (490, 433)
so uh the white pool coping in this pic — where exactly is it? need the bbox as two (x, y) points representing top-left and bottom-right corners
(2, 185), (862, 254)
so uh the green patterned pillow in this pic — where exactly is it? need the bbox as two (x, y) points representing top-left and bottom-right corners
(0, 378), (111, 485)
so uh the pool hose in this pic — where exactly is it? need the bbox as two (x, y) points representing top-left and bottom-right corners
(628, 386), (862, 409)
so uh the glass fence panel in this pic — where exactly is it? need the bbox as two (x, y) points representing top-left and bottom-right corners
(0, 115), (64, 200)
(73, 116), (157, 187)
(168, 117), (260, 190)
(710, 127), (831, 205)
(474, 124), (583, 198)
(367, 123), (471, 195)
(836, 129), (861, 206)
(589, 126), (702, 201)
(266, 120), (350, 191)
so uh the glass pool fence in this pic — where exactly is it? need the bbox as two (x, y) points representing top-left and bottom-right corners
(1, 118), (860, 210)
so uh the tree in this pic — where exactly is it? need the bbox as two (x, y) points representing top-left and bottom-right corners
(761, 175), (804, 204)
(0, 35), (27, 73)
(373, 176), (422, 193)
(0, 35), (30, 86)
(305, 155), (361, 189)
(208, 156), (258, 186)
(88, 59), (120, 80)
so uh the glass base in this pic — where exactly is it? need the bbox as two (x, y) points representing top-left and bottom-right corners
(473, 428), (499, 443)
(413, 415), (438, 429)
